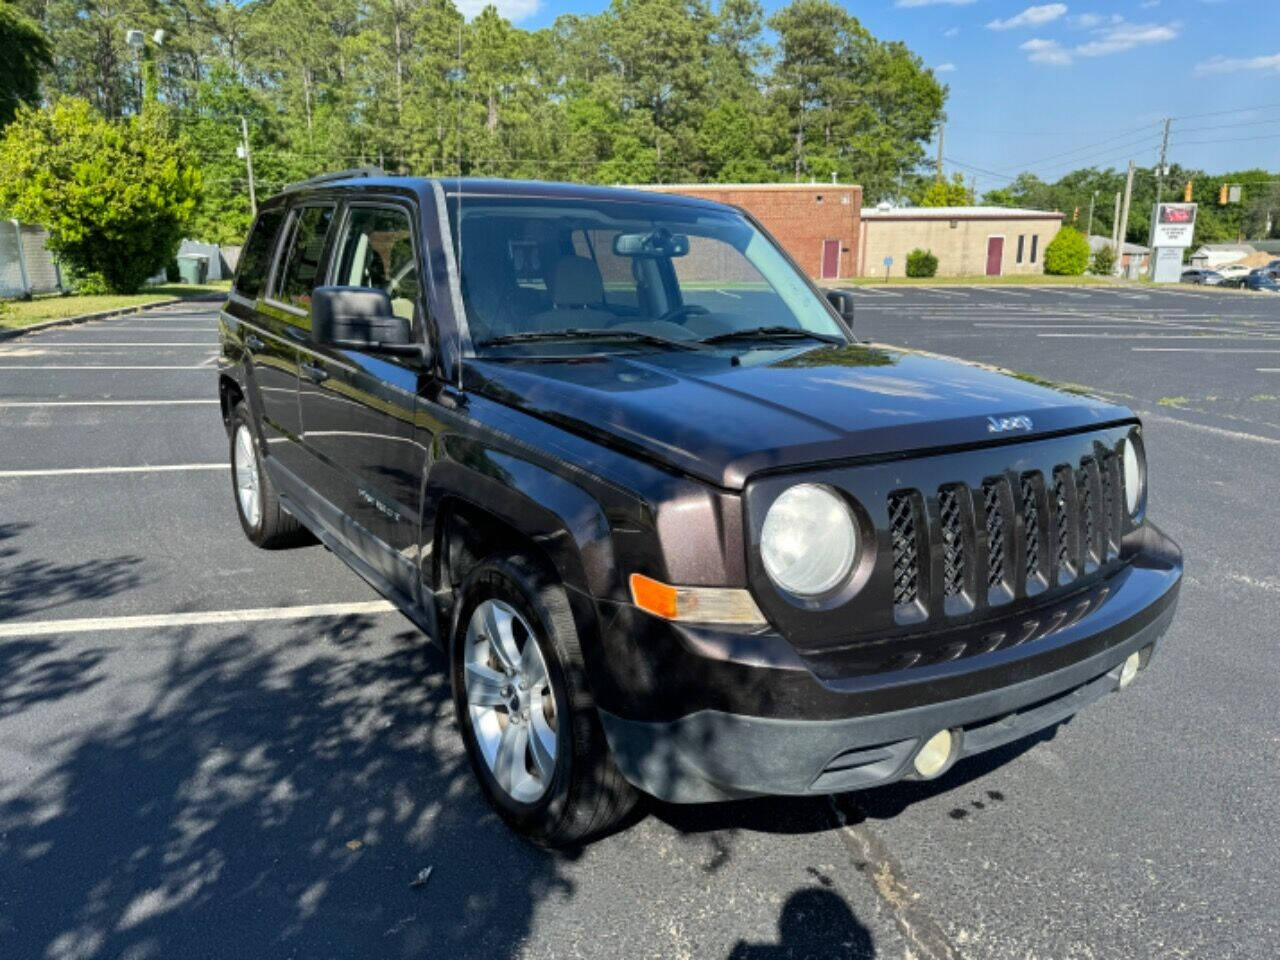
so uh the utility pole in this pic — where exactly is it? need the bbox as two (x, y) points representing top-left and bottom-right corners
(935, 123), (945, 183)
(969, 174), (977, 205)
(1110, 192), (1121, 249)
(1086, 189), (1098, 238)
(1116, 161), (1135, 277)
(239, 115), (257, 217)
(1155, 117), (1171, 205)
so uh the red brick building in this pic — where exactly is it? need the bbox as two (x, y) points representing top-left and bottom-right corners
(638, 183), (864, 280)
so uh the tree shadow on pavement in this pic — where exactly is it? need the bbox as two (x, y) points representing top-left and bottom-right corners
(0, 615), (571, 959)
(0, 521), (145, 621)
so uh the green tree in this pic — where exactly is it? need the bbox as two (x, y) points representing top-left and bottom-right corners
(1089, 244), (1115, 276)
(0, 1), (51, 128)
(1043, 225), (1089, 276)
(919, 172), (970, 206)
(0, 99), (201, 292)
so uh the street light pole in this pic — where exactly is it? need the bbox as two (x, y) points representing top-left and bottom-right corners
(125, 28), (166, 108)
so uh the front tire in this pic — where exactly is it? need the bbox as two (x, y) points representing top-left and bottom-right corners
(451, 553), (636, 847)
(228, 403), (308, 548)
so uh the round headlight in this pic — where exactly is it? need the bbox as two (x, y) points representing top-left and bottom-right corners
(760, 484), (858, 596)
(1121, 433), (1145, 516)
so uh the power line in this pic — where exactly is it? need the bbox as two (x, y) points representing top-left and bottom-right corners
(986, 123), (1163, 176)
(1171, 101), (1280, 121)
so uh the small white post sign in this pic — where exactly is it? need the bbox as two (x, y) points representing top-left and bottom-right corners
(1149, 202), (1196, 283)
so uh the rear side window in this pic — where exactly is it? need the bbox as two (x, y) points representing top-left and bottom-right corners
(233, 209), (285, 299)
(274, 205), (335, 311)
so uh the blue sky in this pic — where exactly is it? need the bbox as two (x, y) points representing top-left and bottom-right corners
(464, 0), (1280, 188)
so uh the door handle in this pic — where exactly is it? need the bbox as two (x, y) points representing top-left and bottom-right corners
(300, 361), (329, 384)
(244, 333), (264, 352)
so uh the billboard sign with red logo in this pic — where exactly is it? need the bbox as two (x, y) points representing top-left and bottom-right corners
(1150, 202), (1197, 248)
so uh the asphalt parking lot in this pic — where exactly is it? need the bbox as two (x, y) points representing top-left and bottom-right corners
(1, 288), (1278, 959)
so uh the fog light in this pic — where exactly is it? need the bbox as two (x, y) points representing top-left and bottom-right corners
(913, 729), (954, 778)
(1118, 651), (1141, 689)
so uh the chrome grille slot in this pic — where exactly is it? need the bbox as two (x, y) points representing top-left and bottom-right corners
(1021, 472), (1045, 586)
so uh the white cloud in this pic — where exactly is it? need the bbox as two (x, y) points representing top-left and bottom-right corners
(454, 0), (540, 21)
(1069, 12), (1102, 27)
(943, 26), (961, 37)
(987, 4), (1068, 30)
(1194, 53), (1280, 75)
(1140, 0), (1160, 7)
(935, 62), (958, 72)
(1075, 21), (1178, 57)
(895, 0), (977, 8)
(1021, 38), (1073, 65)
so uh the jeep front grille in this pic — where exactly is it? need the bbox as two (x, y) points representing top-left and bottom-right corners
(938, 486), (966, 597)
(884, 444), (1126, 624)
(888, 492), (921, 607)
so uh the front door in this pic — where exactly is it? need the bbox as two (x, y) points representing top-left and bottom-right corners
(821, 239), (841, 279)
(256, 204), (336, 479)
(298, 202), (430, 594)
(985, 236), (1004, 276)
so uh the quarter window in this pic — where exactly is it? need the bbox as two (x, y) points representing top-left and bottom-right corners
(234, 208), (285, 299)
(332, 206), (419, 324)
(274, 205), (335, 311)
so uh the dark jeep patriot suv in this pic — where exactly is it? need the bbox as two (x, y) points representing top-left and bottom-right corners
(217, 171), (1182, 846)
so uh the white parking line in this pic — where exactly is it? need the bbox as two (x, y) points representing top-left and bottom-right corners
(0, 399), (218, 408)
(1140, 412), (1280, 446)
(0, 600), (398, 639)
(1041, 333), (1280, 340)
(0, 463), (226, 478)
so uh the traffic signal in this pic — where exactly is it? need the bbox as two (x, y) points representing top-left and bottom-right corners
(1219, 184), (1229, 205)
(1184, 181), (1192, 202)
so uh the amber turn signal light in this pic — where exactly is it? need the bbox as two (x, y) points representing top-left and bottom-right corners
(628, 573), (767, 625)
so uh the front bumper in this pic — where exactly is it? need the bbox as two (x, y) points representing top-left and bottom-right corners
(591, 524), (1181, 803)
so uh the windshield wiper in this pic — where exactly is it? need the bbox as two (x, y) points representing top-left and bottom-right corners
(475, 328), (701, 351)
(698, 325), (844, 346)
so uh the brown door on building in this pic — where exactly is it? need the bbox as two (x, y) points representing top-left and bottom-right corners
(821, 239), (840, 279)
(985, 236), (1004, 276)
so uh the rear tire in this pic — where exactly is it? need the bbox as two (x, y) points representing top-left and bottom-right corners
(451, 553), (637, 847)
(229, 403), (308, 549)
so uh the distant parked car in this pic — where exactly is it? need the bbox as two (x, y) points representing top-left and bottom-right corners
(1243, 270), (1280, 293)
(1180, 268), (1225, 286)
(1215, 264), (1251, 282)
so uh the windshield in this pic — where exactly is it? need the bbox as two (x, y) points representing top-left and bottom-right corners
(449, 193), (846, 354)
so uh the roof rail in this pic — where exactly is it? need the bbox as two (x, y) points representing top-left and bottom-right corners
(281, 166), (386, 193)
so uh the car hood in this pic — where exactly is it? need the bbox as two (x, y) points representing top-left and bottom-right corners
(467, 343), (1134, 489)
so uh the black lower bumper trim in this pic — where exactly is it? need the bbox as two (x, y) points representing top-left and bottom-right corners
(599, 597), (1174, 803)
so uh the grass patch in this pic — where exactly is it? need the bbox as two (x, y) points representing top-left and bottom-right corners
(840, 273), (1128, 288)
(0, 282), (229, 331)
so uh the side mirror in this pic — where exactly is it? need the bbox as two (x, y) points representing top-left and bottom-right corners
(824, 288), (856, 328)
(311, 286), (428, 364)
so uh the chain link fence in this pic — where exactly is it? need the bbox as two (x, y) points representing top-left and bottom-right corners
(0, 220), (65, 299)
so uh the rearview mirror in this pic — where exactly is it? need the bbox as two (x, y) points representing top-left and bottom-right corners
(311, 286), (428, 364)
(824, 288), (856, 328)
(613, 228), (690, 258)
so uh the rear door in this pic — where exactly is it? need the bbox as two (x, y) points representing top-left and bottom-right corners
(298, 200), (430, 593)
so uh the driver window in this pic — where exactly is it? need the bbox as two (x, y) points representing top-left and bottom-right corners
(333, 206), (419, 325)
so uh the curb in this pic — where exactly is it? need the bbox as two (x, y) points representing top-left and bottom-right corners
(0, 297), (186, 342)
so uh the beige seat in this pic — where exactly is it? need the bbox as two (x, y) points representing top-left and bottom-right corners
(531, 256), (615, 330)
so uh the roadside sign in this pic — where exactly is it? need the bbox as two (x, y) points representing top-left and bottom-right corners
(883, 256), (893, 268)
(1150, 203), (1197, 248)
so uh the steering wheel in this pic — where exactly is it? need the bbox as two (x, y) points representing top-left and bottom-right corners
(656, 303), (710, 324)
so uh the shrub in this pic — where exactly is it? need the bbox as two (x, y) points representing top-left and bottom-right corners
(0, 99), (201, 293)
(1089, 244), (1116, 276)
(1043, 225), (1090, 276)
(906, 248), (938, 278)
